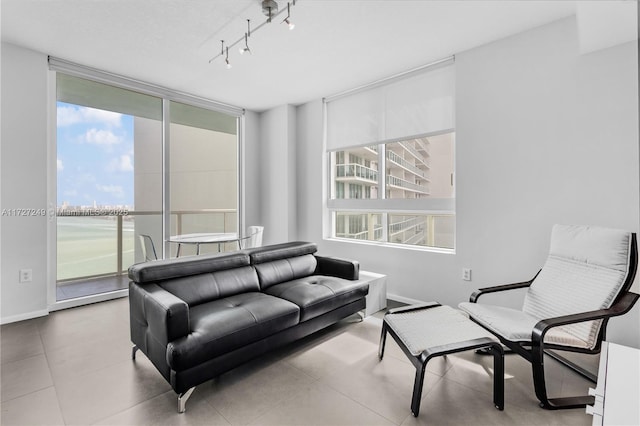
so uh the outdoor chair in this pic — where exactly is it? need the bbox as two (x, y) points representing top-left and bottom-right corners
(459, 224), (638, 410)
(139, 234), (158, 261)
(239, 225), (264, 249)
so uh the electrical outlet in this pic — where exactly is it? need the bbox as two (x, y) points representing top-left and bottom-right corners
(462, 268), (471, 281)
(19, 269), (32, 283)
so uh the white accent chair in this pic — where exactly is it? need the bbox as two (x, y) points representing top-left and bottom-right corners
(139, 234), (158, 261)
(459, 224), (638, 410)
(239, 226), (264, 249)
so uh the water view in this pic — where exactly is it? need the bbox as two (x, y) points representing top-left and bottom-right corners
(57, 216), (135, 281)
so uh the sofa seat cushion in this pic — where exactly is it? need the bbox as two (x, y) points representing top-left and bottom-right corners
(264, 275), (369, 322)
(166, 293), (300, 371)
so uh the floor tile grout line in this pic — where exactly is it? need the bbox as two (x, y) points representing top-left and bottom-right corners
(39, 324), (69, 425)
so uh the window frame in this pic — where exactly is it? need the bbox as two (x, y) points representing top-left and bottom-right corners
(324, 120), (455, 252)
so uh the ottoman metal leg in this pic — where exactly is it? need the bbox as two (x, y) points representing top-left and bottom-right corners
(378, 322), (388, 360)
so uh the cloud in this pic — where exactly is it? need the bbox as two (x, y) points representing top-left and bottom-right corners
(82, 128), (122, 146)
(57, 105), (122, 127)
(107, 154), (134, 172)
(95, 184), (124, 198)
(63, 189), (78, 197)
(57, 158), (64, 172)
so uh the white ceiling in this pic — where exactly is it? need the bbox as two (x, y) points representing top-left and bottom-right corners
(0, 1), (587, 111)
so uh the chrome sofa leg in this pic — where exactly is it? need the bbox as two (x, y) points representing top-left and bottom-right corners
(131, 345), (139, 360)
(177, 387), (195, 413)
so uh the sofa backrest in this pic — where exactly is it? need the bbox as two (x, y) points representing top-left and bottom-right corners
(128, 252), (260, 307)
(247, 241), (318, 291)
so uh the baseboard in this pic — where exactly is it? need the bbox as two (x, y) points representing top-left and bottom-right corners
(1, 309), (49, 325)
(387, 293), (425, 305)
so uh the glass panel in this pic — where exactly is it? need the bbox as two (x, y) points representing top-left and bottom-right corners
(385, 132), (454, 200)
(169, 101), (238, 256)
(388, 214), (455, 249)
(334, 212), (383, 242)
(329, 146), (379, 199)
(56, 74), (162, 300)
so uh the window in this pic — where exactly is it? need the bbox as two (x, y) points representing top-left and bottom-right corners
(325, 58), (455, 250)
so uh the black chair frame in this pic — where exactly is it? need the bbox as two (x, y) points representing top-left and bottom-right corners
(468, 233), (638, 410)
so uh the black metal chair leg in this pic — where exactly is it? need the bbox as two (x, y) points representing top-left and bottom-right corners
(491, 344), (504, 410)
(378, 322), (387, 360)
(531, 343), (552, 408)
(411, 364), (427, 417)
(532, 344), (597, 409)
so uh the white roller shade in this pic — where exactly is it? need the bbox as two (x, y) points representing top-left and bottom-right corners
(326, 58), (454, 151)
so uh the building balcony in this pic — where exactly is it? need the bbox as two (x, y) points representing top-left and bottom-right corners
(386, 150), (427, 178)
(386, 175), (430, 194)
(335, 163), (378, 183)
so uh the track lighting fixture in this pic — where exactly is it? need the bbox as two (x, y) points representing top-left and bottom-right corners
(282, 3), (295, 30)
(209, 0), (301, 68)
(239, 20), (251, 55)
(239, 33), (251, 55)
(225, 47), (231, 69)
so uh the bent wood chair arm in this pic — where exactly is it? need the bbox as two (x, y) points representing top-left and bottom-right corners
(531, 291), (640, 349)
(470, 271), (541, 303)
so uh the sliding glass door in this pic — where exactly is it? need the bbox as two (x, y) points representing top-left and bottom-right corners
(53, 71), (241, 304)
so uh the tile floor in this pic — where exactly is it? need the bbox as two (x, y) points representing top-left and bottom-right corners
(1, 298), (593, 425)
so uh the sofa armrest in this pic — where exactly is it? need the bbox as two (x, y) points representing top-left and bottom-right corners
(314, 255), (360, 280)
(129, 282), (190, 346)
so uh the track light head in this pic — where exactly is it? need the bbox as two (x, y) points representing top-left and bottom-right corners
(239, 33), (251, 55)
(282, 3), (295, 30)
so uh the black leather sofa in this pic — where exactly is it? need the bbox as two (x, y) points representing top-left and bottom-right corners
(128, 241), (369, 412)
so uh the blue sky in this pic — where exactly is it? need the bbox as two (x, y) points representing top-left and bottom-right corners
(57, 102), (134, 207)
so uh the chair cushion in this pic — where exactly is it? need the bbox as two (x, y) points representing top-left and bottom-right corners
(458, 302), (590, 349)
(264, 275), (369, 322)
(166, 293), (300, 371)
(522, 224), (632, 349)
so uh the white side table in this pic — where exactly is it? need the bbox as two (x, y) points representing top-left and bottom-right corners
(587, 342), (640, 425)
(359, 270), (387, 316)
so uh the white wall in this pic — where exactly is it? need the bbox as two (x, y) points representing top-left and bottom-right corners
(1, 43), (50, 322)
(257, 105), (297, 245)
(294, 18), (640, 347)
(243, 110), (262, 234)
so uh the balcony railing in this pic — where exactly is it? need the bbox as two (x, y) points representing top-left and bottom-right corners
(386, 151), (426, 177)
(388, 216), (422, 234)
(336, 163), (378, 183)
(336, 226), (383, 241)
(397, 141), (428, 166)
(56, 209), (236, 282)
(386, 175), (430, 194)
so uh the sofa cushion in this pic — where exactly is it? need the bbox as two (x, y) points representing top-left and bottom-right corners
(247, 241), (317, 264)
(263, 275), (369, 322)
(129, 252), (250, 283)
(166, 292), (300, 371)
(158, 265), (260, 307)
(254, 255), (318, 291)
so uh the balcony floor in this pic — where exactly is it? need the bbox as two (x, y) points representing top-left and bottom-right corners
(57, 274), (129, 301)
